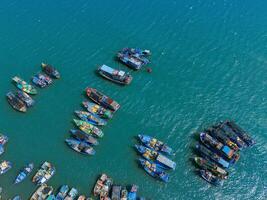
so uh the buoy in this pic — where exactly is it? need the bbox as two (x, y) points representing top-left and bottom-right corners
(146, 68), (152, 73)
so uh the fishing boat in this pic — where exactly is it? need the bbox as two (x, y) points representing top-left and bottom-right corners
(0, 145), (3, 156)
(32, 74), (47, 88)
(56, 185), (69, 200)
(206, 128), (239, 151)
(111, 185), (121, 200)
(64, 187), (78, 200)
(123, 48), (151, 57)
(93, 174), (113, 198)
(82, 101), (113, 119)
(98, 64), (133, 85)
(77, 195), (86, 200)
(47, 195), (56, 200)
(128, 185), (138, 200)
(16, 90), (35, 107)
(75, 111), (107, 126)
(30, 184), (53, 200)
(138, 134), (174, 155)
(0, 134), (8, 146)
(200, 132), (240, 163)
(12, 196), (21, 200)
(14, 163), (34, 184)
(135, 145), (176, 170)
(139, 158), (169, 182)
(6, 92), (27, 112)
(120, 187), (128, 200)
(216, 123), (247, 149)
(73, 119), (104, 138)
(32, 162), (56, 185)
(194, 157), (228, 179)
(12, 76), (37, 95)
(41, 63), (60, 79)
(225, 121), (256, 146)
(65, 138), (96, 156)
(195, 143), (230, 168)
(0, 160), (12, 175)
(70, 129), (99, 146)
(199, 169), (221, 186)
(86, 88), (120, 112)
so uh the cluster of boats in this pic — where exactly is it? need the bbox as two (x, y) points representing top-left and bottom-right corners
(117, 48), (151, 70)
(6, 63), (60, 112)
(65, 88), (120, 156)
(93, 173), (145, 200)
(193, 120), (256, 186)
(135, 135), (176, 183)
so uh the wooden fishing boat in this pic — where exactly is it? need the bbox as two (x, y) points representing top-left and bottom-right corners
(32, 74), (47, 88)
(12, 76), (37, 95)
(135, 145), (176, 170)
(194, 157), (228, 179)
(30, 184), (53, 200)
(120, 187), (128, 200)
(127, 185), (138, 200)
(82, 101), (113, 119)
(0, 134), (8, 146)
(0, 160), (12, 175)
(75, 111), (107, 126)
(93, 174), (113, 198)
(200, 132), (240, 163)
(70, 129), (99, 146)
(199, 169), (221, 186)
(16, 90), (35, 107)
(32, 162), (56, 185)
(6, 92), (27, 112)
(111, 185), (121, 200)
(65, 138), (95, 156)
(41, 63), (60, 79)
(64, 187), (78, 200)
(195, 143), (230, 168)
(86, 88), (120, 112)
(139, 158), (169, 182)
(56, 185), (69, 199)
(138, 134), (174, 155)
(14, 163), (34, 184)
(73, 119), (104, 138)
(98, 64), (132, 85)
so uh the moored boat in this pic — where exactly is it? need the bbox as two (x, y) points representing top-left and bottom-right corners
(56, 185), (69, 200)
(73, 119), (104, 138)
(75, 111), (107, 126)
(14, 163), (34, 184)
(65, 138), (95, 156)
(200, 132), (240, 163)
(0, 134), (8, 146)
(120, 187), (128, 200)
(98, 64), (132, 85)
(93, 174), (113, 198)
(195, 143), (230, 168)
(6, 92), (27, 112)
(199, 169), (221, 186)
(30, 184), (53, 200)
(138, 134), (174, 155)
(64, 187), (78, 200)
(127, 185), (138, 200)
(41, 63), (60, 79)
(47, 195), (56, 200)
(12, 76), (37, 95)
(86, 88), (120, 112)
(82, 101), (113, 119)
(111, 185), (121, 200)
(70, 129), (99, 146)
(77, 195), (86, 200)
(194, 157), (228, 179)
(16, 90), (35, 107)
(12, 196), (21, 200)
(139, 158), (169, 182)
(0, 145), (4, 156)
(32, 74), (47, 88)
(0, 160), (12, 175)
(32, 162), (56, 185)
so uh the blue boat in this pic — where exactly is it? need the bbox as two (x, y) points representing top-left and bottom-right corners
(70, 129), (99, 146)
(135, 145), (176, 170)
(138, 134), (174, 155)
(32, 74), (47, 88)
(65, 187), (78, 199)
(12, 196), (21, 200)
(0, 145), (4, 156)
(195, 143), (230, 168)
(199, 169), (221, 186)
(226, 121), (256, 146)
(65, 138), (96, 156)
(128, 185), (138, 200)
(139, 158), (169, 182)
(46, 195), (56, 200)
(56, 185), (69, 200)
(16, 90), (35, 107)
(200, 132), (240, 164)
(14, 163), (34, 184)
(0, 134), (8, 146)
(75, 111), (107, 126)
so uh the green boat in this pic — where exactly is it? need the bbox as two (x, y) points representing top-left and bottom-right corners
(194, 157), (228, 179)
(73, 119), (104, 138)
(12, 76), (37, 95)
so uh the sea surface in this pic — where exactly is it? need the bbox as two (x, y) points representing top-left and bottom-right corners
(0, 0), (267, 199)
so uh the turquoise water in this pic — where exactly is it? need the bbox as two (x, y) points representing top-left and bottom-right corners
(0, 0), (267, 199)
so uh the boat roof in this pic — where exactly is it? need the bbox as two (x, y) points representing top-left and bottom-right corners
(100, 65), (115, 74)
(156, 154), (176, 169)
